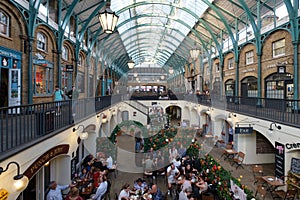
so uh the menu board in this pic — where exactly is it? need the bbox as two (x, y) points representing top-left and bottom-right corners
(291, 157), (300, 174)
(275, 141), (285, 179)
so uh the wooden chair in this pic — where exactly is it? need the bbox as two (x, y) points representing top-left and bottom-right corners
(220, 144), (233, 158)
(255, 184), (267, 200)
(231, 151), (245, 169)
(271, 189), (297, 200)
(252, 165), (264, 185)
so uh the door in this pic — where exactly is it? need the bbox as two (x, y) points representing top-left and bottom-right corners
(8, 69), (21, 113)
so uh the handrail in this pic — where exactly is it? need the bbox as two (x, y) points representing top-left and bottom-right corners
(0, 93), (299, 161)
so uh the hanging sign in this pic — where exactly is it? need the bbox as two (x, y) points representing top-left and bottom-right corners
(66, 65), (74, 72)
(235, 127), (253, 134)
(275, 141), (285, 179)
(0, 189), (8, 200)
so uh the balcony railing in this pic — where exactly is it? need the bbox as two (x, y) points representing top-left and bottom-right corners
(1, 93), (299, 161)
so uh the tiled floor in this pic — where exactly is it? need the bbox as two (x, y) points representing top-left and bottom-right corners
(107, 134), (278, 200)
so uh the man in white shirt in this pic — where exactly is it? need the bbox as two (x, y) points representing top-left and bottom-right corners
(106, 155), (113, 169)
(178, 187), (193, 200)
(167, 163), (180, 194)
(46, 181), (70, 200)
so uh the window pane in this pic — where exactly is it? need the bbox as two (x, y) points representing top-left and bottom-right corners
(33, 65), (52, 95)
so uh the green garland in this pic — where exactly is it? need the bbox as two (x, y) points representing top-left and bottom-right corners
(199, 155), (254, 200)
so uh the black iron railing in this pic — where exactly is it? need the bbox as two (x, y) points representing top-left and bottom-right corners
(1, 93), (299, 161)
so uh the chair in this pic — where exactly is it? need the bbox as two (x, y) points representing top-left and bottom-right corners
(231, 151), (245, 169)
(271, 189), (297, 200)
(220, 144), (232, 158)
(252, 165), (264, 185)
(255, 184), (267, 200)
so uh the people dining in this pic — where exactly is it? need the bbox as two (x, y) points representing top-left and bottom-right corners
(118, 183), (133, 200)
(148, 184), (163, 200)
(91, 174), (108, 200)
(133, 178), (148, 192)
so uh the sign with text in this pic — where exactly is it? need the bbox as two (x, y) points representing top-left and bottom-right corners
(275, 141), (285, 179)
(235, 127), (253, 134)
(66, 65), (74, 72)
(24, 144), (69, 179)
(291, 157), (300, 174)
(0, 189), (8, 200)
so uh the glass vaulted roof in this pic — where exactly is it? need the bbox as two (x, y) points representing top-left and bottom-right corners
(111, 0), (210, 68)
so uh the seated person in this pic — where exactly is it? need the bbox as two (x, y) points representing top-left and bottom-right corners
(148, 184), (162, 200)
(194, 176), (208, 194)
(133, 178), (148, 192)
(178, 186), (193, 200)
(119, 183), (134, 200)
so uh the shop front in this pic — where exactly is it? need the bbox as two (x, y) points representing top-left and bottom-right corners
(0, 46), (22, 109)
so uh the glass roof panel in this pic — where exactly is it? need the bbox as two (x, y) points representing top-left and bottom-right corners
(111, 0), (209, 67)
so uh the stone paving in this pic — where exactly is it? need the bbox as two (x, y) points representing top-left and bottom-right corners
(107, 134), (277, 200)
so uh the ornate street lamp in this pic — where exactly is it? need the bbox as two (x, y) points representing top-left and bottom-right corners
(128, 57), (135, 69)
(190, 42), (200, 60)
(98, 2), (119, 34)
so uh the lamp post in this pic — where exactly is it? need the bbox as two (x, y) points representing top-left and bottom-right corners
(0, 161), (29, 192)
(98, 2), (119, 34)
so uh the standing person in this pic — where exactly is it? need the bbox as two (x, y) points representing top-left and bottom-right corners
(167, 162), (180, 195)
(46, 181), (70, 200)
(53, 85), (65, 115)
(91, 174), (108, 200)
(67, 86), (79, 117)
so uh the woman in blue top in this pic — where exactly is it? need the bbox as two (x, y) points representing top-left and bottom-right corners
(53, 85), (65, 115)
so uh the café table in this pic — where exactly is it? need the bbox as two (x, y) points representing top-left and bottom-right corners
(223, 149), (238, 161)
(262, 176), (285, 192)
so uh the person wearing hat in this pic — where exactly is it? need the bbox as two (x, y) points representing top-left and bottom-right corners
(178, 186), (193, 200)
(133, 178), (148, 192)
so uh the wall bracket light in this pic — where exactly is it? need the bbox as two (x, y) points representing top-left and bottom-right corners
(268, 122), (281, 134)
(227, 113), (237, 122)
(0, 161), (29, 192)
(73, 125), (89, 140)
(97, 113), (108, 123)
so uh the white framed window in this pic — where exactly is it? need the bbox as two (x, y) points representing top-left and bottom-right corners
(272, 39), (285, 57)
(62, 45), (69, 60)
(215, 63), (220, 72)
(0, 10), (9, 36)
(245, 50), (254, 65)
(33, 64), (53, 95)
(206, 66), (210, 75)
(78, 54), (83, 66)
(37, 32), (47, 51)
(228, 58), (234, 69)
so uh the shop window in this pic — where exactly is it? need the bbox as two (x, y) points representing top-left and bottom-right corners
(266, 81), (284, 98)
(62, 45), (69, 60)
(206, 66), (209, 75)
(78, 54), (83, 66)
(215, 63), (220, 72)
(228, 58), (234, 69)
(0, 10), (9, 36)
(272, 38), (285, 57)
(37, 32), (47, 51)
(33, 65), (53, 95)
(77, 72), (85, 93)
(225, 79), (235, 96)
(245, 50), (254, 65)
